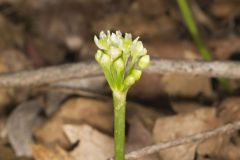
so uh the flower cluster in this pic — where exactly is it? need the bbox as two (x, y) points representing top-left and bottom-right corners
(94, 31), (150, 92)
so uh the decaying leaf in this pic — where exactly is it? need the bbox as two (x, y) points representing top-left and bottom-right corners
(126, 117), (160, 160)
(161, 73), (213, 97)
(153, 108), (221, 160)
(63, 124), (114, 160)
(171, 102), (210, 114)
(7, 98), (44, 157)
(32, 144), (73, 160)
(34, 97), (114, 147)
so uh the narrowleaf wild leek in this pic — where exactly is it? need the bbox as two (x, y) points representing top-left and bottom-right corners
(177, 0), (231, 92)
(94, 31), (150, 160)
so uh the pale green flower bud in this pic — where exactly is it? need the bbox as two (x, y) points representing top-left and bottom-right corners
(95, 50), (103, 63)
(138, 55), (150, 69)
(131, 69), (142, 81)
(114, 58), (124, 73)
(135, 41), (144, 53)
(131, 41), (145, 58)
(122, 33), (132, 53)
(124, 75), (135, 87)
(100, 53), (111, 65)
(94, 36), (109, 50)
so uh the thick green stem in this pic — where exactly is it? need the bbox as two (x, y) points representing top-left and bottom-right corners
(113, 91), (127, 160)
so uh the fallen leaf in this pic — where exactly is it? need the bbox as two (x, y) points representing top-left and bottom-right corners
(32, 144), (73, 160)
(34, 97), (114, 147)
(171, 102), (210, 114)
(153, 108), (220, 160)
(126, 117), (160, 160)
(7, 99), (44, 157)
(161, 73), (213, 98)
(63, 124), (114, 160)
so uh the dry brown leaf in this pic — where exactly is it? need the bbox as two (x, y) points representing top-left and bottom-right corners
(210, 0), (240, 19)
(34, 96), (160, 150)
(218, 97), (240, 123)
(195, 97), (240, 159)
(0, 144), (15, 160)
(153, 108), (221, 160)
(171, 102), (210, 114)
(161, 73), (213, 97)
(127, 101), (161, 131)
(7, 99), (44, 157)
(63, 124), (114, 160)
(34, 97), (114, 147)
(32, 144), (73, 160)
(126, 117), (160, 160)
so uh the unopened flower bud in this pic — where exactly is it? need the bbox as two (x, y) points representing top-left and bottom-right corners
(131, 69), (142, 81)
(109, 46), (122, 60)
(94, 35), (109, 50)
(124, 75), (135, 87)
(114, 58), (124, 73)
(99, 31), (107, 39)
(100, 54), (111, 65)
(138, 55), (150, 69)
(95, 50), (103, 63)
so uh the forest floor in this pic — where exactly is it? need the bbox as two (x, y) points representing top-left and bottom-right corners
(0, 0), (240, 160)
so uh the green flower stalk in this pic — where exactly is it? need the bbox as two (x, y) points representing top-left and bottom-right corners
(94, 31), (150, 160)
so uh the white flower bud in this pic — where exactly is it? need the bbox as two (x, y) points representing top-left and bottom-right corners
(111, 33), (122, 46)
(135, 41), (144, 53)
(132, 37), (139, 45)
(131, 41), (144, 57)
(116, 31), (122, 37)
(125, 33), (132, 40)
(99, 31), (107, 39)
(109, 46), (122, 60)
(107, 30), (111, 37)
(138, 55), (150, 69)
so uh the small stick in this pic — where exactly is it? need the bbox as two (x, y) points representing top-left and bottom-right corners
(110, 120), (240, 160)
(0, 59), (240, 88)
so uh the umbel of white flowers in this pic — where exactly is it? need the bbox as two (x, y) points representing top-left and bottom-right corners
(94, 30), (150, 92)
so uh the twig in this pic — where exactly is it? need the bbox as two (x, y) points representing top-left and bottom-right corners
(148, 59), (240, 79)
(0, 59), (240, 87)
(0, 61), (102, 87)
(108, 120), (240, 160)
(38, 86), (109, 100)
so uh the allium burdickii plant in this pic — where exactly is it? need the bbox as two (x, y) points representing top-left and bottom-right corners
(94, 31), (150, 160)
